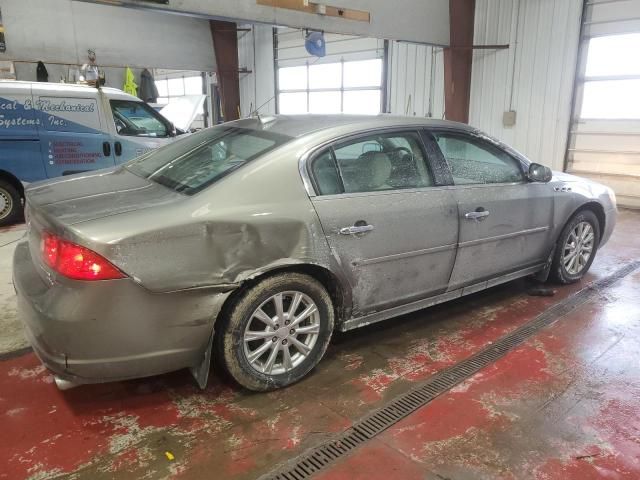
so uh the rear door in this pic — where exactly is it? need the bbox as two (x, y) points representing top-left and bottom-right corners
(35, 89), (115, 178)
(431, 130), (555, 290)
(308, 129), (459, 315)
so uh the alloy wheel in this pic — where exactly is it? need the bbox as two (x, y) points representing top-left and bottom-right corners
(0, 187), (12, 220)
(243, 291), (321, 375)
(563, 221), (595, 275)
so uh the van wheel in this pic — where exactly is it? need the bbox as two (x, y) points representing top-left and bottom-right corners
(216, 273), (334, 391)
(0, 180), (22, 227)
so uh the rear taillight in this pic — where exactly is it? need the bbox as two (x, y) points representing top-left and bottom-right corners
(41, 232), (126, 281)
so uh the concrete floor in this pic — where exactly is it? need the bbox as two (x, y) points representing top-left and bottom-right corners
(1, 210), (639, 480)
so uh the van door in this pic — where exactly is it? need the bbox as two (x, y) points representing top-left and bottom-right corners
(103, 97), (174, 163)
(0, 83), (46, 182)
(35, 91), (116, 178)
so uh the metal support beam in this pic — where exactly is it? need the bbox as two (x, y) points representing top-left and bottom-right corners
(443, 0), (475, 123)
(210, 20), (241, 121)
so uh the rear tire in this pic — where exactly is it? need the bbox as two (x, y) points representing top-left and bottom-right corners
(216, 273), (334, 391)
(0, 180), (22, 227)
(550, 210), (600, 284)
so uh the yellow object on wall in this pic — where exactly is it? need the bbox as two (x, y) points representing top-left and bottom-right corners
(123, 67), (138, 96)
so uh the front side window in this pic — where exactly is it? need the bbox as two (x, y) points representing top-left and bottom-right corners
(434, 134), (524, 185)
(111, 100), (169, 138)
(311, 132), (433, 195)
(126, 127), (291, 195)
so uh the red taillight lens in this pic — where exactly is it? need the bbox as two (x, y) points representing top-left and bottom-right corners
(41, 232), (126, 281)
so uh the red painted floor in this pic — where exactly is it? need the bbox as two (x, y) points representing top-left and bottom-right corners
(1, 210), (639, 479)
(316, 269), (640, 480)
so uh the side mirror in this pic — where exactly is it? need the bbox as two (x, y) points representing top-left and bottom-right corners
(528, 163), (552, 183)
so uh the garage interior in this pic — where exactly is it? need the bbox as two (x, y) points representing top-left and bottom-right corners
(1, 0), (640, 479)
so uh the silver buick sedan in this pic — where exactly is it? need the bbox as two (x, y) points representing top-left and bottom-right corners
(13, 115), (617, 391)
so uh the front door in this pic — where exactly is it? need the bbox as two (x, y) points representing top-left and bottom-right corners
(309, 130), (459, 315)
(106, 98), (173, 163)
(432, 131), (555, 289)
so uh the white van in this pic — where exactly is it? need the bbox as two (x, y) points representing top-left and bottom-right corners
(0, 81), (186, 226)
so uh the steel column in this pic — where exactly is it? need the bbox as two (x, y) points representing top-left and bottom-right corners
(210, 20), (241, 121)
(444, 0), (476, 123)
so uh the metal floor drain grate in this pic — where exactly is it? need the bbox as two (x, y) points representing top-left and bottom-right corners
(262, 262), (640, 480)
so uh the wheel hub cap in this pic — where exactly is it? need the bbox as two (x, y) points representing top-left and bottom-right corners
(243, 291), (320, 376)
(0, 188), (12, 220)
(563, 221), (594, 275)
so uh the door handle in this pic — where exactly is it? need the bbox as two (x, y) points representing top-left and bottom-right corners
(114, 141), (122, 156)
(339, 224), (374, 235)
(464, 209), (490, 221)
(102, 141), (111, 157)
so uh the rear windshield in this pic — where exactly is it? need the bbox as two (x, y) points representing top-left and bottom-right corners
(126, 126), (291, 195)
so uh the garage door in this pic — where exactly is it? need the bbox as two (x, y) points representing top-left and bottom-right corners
(566, 0), (640, 207)
(275, 27), (385, 114)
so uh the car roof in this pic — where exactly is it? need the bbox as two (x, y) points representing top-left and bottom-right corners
(228, 114), (477, 139)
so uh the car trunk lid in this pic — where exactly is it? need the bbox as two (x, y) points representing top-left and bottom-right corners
(25, 167), (184, 226)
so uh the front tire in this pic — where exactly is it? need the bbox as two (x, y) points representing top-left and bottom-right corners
(550, 210), (600, 284)
(217, 273), (334, 391)
(0, 180), (22, 227)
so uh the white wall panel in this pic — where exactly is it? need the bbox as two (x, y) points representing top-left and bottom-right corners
(238, 24), (276, 117)
(0, 0), (215, 71)
(387, 42), (445, 118)
(83, 0), (450, 46)
(469, 0), (583, 170)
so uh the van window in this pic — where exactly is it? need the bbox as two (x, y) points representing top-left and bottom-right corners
(110, 100), (169, 138)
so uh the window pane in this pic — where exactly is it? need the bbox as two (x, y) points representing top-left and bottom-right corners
(586, 34), (640, 77)
(156, 80), (168, 98)
(581, 80), (640, 119)
(278, 66), (307, 90)
(343, 90), (381, 114)
(343, 59), (383, 88)
(435, 134), (523, 185)
(311, 150), (342, 195)
(279, 92), (307, 114)
(167, 78), (185, 96)
(309, 91), (341, 114)
(126, 127), (290, 195)
(111, 100), (168, 138)
(184, 76), (203, 95)
(333, 132), (432, 193)
(309, 62), (342, 89)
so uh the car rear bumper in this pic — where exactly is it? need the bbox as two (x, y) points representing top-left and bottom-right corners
(13, 240), (230, 385)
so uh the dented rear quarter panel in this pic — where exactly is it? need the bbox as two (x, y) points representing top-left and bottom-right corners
(65, 136), (342, 295)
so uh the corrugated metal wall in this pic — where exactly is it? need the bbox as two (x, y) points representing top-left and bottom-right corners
(567, 0), (640, 207)
(469, 0), (583, 170)
(387, 42), (445, 118)
(238, 24), (276, 117)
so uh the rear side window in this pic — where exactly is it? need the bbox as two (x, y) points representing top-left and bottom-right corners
(434, 133), (524, 185)
(311, 131), (433, 195)
(111, 100), (169, 138)
(126, 126), (291, 195)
